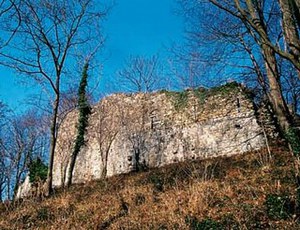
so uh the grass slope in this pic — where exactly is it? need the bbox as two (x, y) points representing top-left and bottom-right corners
(0, 143), (299, 229)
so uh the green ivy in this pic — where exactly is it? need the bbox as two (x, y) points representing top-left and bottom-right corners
(28, 158), (48, 183)
(67, 62), (91, 186)
(73, 63), (91, 156)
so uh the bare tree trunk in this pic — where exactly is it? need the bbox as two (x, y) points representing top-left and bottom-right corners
(291, 0), (300, 26)
(12, 151), (22, 199)
(278, 0), (300, 80)
(13, 174), (21, 200)
(13, 148), (33, 200)
(101, 134), (117, 179)
(6, 177), (10, 200)
(101, 149), (109, 179)
(66, 151), (75, 187)
(262, 44), (292, 132)
(239, 35), (268, 94)
(46, 95), (60, 196)
(62, 162), (68, 186)
(242, 0), (293, 132)
(0, 182), (4, 202)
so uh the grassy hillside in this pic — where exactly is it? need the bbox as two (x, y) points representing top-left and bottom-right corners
(1, 142), (299, 229)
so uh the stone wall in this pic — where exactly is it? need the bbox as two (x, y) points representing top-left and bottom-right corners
(52, 83), (269, 187)
(16, 175), (31, 199)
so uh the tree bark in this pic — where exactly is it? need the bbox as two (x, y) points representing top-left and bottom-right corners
(278, 0), (300, 79)
(6, 177), (10, 200)
(100, 134), (117, 179)
(242, 0), (293, 132)
(262, 44), (292, 132)
(46, 94), (60, 196)
(12, 150), (22, 200)
(101, 149), (109, 179)
(0, 182), (4, 202)
(292, 0), (300, 26)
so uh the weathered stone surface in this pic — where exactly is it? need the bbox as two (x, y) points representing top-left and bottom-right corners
(16, 175), (31, 199)
(52, 84), (269, 187)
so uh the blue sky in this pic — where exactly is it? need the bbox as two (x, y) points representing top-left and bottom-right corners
(0, 0), (184, 112)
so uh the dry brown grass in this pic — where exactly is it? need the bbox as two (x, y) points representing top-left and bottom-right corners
(1, 144), (299, 229)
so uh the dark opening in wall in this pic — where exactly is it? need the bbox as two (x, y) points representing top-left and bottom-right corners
(235, 124), (241, 129)
(236, 98), (240, 113)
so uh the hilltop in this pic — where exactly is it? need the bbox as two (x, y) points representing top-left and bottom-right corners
(1, 143), (299, 229)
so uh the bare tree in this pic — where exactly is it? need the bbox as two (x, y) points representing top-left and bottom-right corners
(118, 55), (163, 93)
(177, 0), (299, 134)
(93, 98), (120, 179)
(122, 95), (150, 172)
(98, 109), (118, 179)
(200, 0), (300, 76)
(277, 0), (300, 75)
(280, 60), (300, 115)
(93, 94), (149, 178)
(168, 45), (211, 89)
(0, 0), (22, 49)
(0, 0), (107, 195)
(0, 108), (47, 200)
(0, 101), (7, 201)
(0, 101), (6, 124)
(0, 160), (5, 201)
(10, 111), (47, 199)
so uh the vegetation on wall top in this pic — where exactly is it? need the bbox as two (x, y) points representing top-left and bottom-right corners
(163, 82), (244, 111)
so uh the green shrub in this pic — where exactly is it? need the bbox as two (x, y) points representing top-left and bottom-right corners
(165, 91), (189, 111)
(28, 158), (48, 183)
(36, 207), (50, 221)
(185, 216), (223, 230)
(265, 194), (293, 220)
(285, 128), (300, 156)
(209, 82), (240, 95)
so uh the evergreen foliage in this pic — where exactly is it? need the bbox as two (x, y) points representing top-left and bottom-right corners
(73, 62), (91, 155)
(67, 62), (91, 186)
(28, 158), (48, 183)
